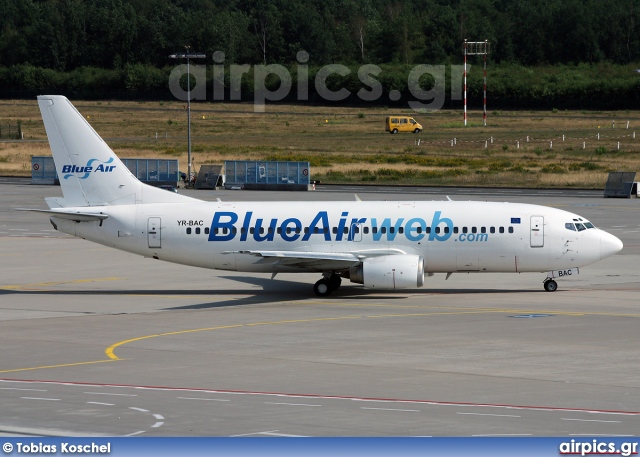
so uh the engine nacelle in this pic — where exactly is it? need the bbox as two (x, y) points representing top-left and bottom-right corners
(349, 255), (424, 290)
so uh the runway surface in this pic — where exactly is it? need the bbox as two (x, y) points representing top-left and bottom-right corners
(1, 181), (639, 436)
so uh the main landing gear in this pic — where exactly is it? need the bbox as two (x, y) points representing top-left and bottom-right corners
(314, 273), (342, 297)
(543, 278), (558, 292)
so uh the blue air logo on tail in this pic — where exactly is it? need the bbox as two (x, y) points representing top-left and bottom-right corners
(62, 158), (116, 179)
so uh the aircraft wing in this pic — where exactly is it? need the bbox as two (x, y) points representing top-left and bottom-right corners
(15, 208), (108, 222)
(227, 249), (406, 270)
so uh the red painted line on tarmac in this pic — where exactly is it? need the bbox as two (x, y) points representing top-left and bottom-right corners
(2, 378), (640, 416)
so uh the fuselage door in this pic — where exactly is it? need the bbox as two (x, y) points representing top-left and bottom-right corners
(148, 217), (161, 248)
(530, 215), (544, 248)
(350, 223), (363, 242)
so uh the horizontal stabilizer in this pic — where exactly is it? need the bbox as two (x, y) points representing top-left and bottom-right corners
(16, 208), (108, 222)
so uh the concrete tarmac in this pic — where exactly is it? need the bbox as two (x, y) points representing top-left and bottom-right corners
(1, 181), (639, 436)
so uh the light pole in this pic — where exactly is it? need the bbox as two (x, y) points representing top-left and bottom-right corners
(169, 46), (206, 187)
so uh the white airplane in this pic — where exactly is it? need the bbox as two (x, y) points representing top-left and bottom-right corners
(24, 95), (623, 296)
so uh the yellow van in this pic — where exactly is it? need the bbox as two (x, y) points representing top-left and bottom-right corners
(385, 116), (422, 134)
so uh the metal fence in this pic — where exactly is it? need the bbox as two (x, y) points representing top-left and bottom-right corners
(31, 157), (179, 185)
(224, 161), (310, 186)
(31, 156), (58, 184)
(121, 159), (179, 184)
(0, 123), (22, 140)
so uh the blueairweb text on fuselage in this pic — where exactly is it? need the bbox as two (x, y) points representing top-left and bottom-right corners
(208, 210), (461, 243)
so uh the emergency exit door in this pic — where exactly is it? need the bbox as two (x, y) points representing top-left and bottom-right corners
(530, 216), (544, 248)
(148, 217), (161, 248)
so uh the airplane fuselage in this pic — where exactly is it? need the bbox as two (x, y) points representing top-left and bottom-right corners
(52, 200), (610, 275)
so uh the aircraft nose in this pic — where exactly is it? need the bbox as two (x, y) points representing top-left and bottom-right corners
(600, 230), (623, 259)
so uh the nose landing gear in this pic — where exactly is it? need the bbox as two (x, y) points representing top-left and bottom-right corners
(543, 278), (558, 292)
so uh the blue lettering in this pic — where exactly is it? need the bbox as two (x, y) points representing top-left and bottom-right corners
(302, 211), (331, 241)
(429, 211), (453, 242)
(405, 218), (426, 241)
(335, 212), (349, 242)
(253, 218), (278, 242)
(371, 218), (404, 241)
(348, 218), (367, 241)
(458, 233), (488, 242)
(62, 165), (72, 174)
(280, 218), (302, 242)
(240, 212), (252, 241)
(209, 212), (238, 241)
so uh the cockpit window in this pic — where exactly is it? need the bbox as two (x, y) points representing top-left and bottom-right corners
(565, 223), (576, 231)
(584, 222), (595, 229)
(575, 223), (586, 231)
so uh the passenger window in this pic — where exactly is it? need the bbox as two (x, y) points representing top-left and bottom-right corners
(399, 227), (404, 234)
(453, 227), (459, 234)
(426, 227), (431, 234)
(499, 227), (504, 234)
(277, 227), (282, 234)
(472, 227), (477, 234)
(195, 227), (201, 235)
(332, 227), (337, 234)
(214, 228), (219, 235)
(444, 226), (450, 234)
(481, 227), (486, 234)
(435, 227), (440, 234)
(390, 227), (395, 234)
(575, 223), (586, 231)
(304, 227), (309, 234)
(462, 227), (468, 234)
(364, 227), (369, 234)
(204, 227), (210, 235)
(250, 227), (255, 234)
(232, 227), (237, 234)
(186, 228), (191, 235)
(241, 227), (246, 234)
(565, 223), (576, 231)
(381, 227), (387, 234)
(508, 227), (514, 233)
(490, 227), (495, 234)
(372, 227), (378, 234)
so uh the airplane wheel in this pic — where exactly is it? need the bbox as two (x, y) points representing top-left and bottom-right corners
(392, 128), (398, 134)
(329, 274), (342, 290)
(414, 128), (421, 133)
(544, 279), (558, 292)
(314, 279), (332, 297)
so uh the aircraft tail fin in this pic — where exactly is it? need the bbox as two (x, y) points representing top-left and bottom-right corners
(38, 95), (195, 207)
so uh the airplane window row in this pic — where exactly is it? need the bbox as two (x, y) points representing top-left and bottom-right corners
(185, 227), (210, 235)
(185, 226), (516, 235)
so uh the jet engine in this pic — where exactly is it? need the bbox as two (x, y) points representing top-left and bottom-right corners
(349, 255), (424, 289)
